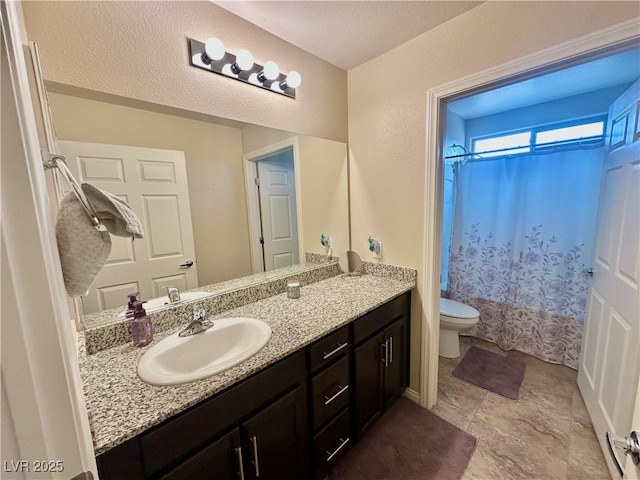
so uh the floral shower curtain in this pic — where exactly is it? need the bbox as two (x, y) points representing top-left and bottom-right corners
(447, 147), (604, 368)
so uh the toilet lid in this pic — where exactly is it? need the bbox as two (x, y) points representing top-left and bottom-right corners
(440, 298), (479, 319)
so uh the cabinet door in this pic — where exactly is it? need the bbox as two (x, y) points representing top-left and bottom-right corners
(242, 386), (308, 480)
(353, 332), (385, 438)
(160, 429), (242, 480)
(383, 316), (408, 410)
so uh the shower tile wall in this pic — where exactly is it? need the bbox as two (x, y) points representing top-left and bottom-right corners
(435, 337), (610, 480)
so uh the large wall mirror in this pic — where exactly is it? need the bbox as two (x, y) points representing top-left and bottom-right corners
(42, 84), (349, 323)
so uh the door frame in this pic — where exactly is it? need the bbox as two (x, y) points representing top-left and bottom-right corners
(243, 137), (304, 274)
(1, 1), (97, 476)
(420, 18), (640, 409)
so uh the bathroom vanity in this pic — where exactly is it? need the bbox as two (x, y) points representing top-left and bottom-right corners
(79, 265), (414, 480)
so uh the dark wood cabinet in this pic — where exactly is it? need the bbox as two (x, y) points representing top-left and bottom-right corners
(97, 351), (307, 480)
(307, 326), (352, 479)
(352, 293), (410, 439)
(242, 386), (308, 480)
(96, 291), (411, 480)
(383, 316), (408, 409)
(310, 355), (350, 430)
(160, 387), (308, 480)
(160, 429), (241, 480)
(313, 408), (351, 480)
(353, 332), (385, 435)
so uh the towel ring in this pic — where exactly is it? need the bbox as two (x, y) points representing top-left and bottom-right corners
(42, 151), (107, 232)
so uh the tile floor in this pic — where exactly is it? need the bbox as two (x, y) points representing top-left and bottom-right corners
(434, 336), (611, 480)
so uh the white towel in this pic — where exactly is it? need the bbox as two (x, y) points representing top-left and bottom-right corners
(56, 191), (112, 296)
(56, 184), (144, 296)
(81, 184), (144, 239)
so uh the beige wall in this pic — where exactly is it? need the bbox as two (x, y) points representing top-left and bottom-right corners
(21, 1), (347, 143)
(241, 124), (299, 154)
(347, 2), (640, 392)
(297, 136), (349, 257)
(48, 92), (252, 287)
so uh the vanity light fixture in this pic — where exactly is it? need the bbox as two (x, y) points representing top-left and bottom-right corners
(258, 61), (280, 82)
(188, 37), (302, 99)
(231, 49), (254, 74)
(202, 37), (225, 64)
(280, 71), (302, 90)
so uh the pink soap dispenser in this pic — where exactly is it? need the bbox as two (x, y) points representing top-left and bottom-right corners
(127, 300), (153, 347)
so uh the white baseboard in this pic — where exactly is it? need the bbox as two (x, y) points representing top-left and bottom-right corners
(403, 387), (420, 404)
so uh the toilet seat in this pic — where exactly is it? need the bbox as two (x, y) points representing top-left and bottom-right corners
(440, 298), (479, 319)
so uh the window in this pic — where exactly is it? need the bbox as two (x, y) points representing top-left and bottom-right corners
(474, 132), (531, 157)
(471, 117), (605, 157)
(535, 120), (604, 147)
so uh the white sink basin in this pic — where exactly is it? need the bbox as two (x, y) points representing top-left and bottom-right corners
(137, 317), (272, 385)
(118, 291), (210, 318)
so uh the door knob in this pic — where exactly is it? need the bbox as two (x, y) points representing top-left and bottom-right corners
(179, 260), (194, 268)
(606, 430), (640, 476)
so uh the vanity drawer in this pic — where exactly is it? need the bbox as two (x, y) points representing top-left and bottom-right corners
(308, 326), (349, 372)
(311, 355), (350, 430)
(352, 292), (409, 345)
(313, 408), (351, 480)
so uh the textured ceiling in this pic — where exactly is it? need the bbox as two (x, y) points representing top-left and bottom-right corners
(213, 1), (482, 70)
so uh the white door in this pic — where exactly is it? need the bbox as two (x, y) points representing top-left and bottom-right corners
(257, 149), (300, 271)
(578, 79), (640, 479)
(57, 141), (198, 313)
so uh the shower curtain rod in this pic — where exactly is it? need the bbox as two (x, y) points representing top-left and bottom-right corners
(444, 136), (604, 160)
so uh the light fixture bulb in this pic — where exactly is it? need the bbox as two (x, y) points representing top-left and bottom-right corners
(203, 37), (225, 63)
(234, 49), (254, 71)
(281, 71), (302, 89)
(261, 61), (280, 81)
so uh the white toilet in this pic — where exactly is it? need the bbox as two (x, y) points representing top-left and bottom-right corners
(439, 298), (480, 358)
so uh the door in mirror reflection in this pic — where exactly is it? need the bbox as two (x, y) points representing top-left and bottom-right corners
(57, 141), (198, 313)
(257, 148), (300, 271)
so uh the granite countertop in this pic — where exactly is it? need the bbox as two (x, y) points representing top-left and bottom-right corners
(79, 272), (415, 455)
(82, 260), (338, 330)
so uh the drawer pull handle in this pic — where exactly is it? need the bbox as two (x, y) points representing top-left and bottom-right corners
(326, 437), (350, 462)
(250, 435), (260, 477)
(322, 342), (348, 360)
(235, 447), (245, 480)
(324, 384), (349, 405)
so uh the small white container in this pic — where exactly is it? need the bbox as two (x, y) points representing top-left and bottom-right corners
(287, 282), (301, 299)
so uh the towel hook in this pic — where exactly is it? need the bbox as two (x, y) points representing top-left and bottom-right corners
(41, 151), (107, 231)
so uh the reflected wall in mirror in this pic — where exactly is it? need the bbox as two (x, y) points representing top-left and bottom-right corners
(46, 88), (349, 315)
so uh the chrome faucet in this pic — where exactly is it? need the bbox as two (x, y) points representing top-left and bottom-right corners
(178, 306), (214, 337)
(164, 286), (181, 303)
